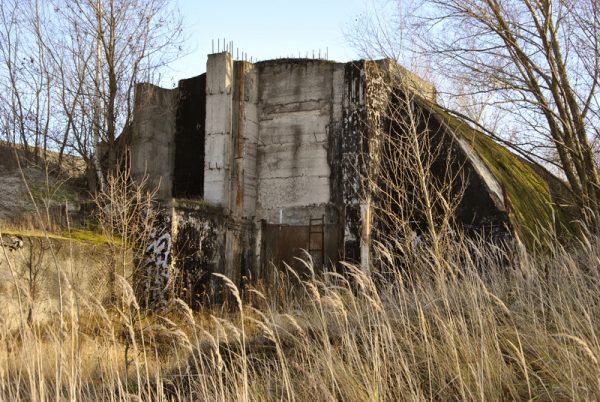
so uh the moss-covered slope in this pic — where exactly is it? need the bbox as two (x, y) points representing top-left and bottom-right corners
(418, 99), (579, 247)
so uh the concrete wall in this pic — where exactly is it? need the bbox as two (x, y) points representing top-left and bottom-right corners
(255, 60), (342, 225)
(228, 60), (260, 220)
(0, 237), (123, 330)
(178, 56), (380, 281)
(340, 61), (368, 264)
(131, 83), (177, 203)
(130, 52), (454, 304)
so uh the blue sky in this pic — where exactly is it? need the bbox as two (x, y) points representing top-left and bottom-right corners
(168, 0), (367, 82)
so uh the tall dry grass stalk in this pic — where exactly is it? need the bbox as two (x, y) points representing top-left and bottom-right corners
(0, 233), (598, 401)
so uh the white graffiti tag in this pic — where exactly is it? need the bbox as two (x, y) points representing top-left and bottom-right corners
(143, 218), (172, 309)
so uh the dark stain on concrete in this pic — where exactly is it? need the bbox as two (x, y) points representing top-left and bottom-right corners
(340, 61), (367, 263)
(291, 124), (302, 178)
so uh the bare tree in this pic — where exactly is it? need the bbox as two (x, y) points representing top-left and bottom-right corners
(0, 0), (183, 188)
(0, 0), (53, 163)
(22, 238), (52, 325)
(399, 0), (600, 229)
(50, 0), (183, 187)
(350, 0), (600, 230)
(93, 162), (159, 304)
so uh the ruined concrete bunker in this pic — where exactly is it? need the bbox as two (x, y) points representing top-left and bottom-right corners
(129, 51), (576, 305)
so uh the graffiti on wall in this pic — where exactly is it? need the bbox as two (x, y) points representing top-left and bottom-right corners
(141, 215), (172, 309)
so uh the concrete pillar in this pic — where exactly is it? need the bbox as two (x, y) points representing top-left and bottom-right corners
(223, 61), (260, 287)
(131, 83), (177, 203)
(204, 53), (260, 287)
(341, 61), (367, 264)
(204, 52), (233, 208)
(241, 63), (260, 280)
(240, 64), (259, 219)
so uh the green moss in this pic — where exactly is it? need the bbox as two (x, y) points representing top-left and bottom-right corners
(1, 228), (120, 245)
(416, 98), (579, 248)
(64, 229), (121, 245)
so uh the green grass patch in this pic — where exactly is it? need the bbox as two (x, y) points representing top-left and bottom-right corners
(64, 229), (121, 245)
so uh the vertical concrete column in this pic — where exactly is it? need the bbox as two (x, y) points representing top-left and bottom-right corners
(341, 61), (367, 265)
(240, 64), (260, 279)
(226, 61), (259, 219)
(131, 83), (177, 204)
(204, 52), (233, 208)
(223, 61), (260, 287)
(241, 64), (259, 219)
(230, 62), (248, 218)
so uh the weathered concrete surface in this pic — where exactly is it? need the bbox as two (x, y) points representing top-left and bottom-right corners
(129, 51), (552, 306)
(256, 60), (338, 223)
(135, 212), (173, 309)
(128, 54), (445, 302)
(171, 199), (225, 305)
(238, 63), (259, 219)
(131, 83), (177, 203)
(204, 52), (233, 208)
(0, 236), (123, 330)
(387, 61), (437, 102)
(340, 61), (368, 264)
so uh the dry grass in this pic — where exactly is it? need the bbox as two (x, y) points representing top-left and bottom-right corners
(0, 235), (598, 401)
